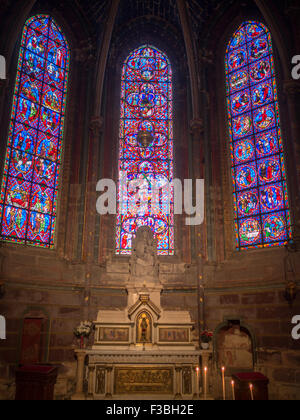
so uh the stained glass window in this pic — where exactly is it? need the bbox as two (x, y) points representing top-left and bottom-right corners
(226, 21), (292, 250)
(116, 46), (174, 255)
(0, 15), (70, 248)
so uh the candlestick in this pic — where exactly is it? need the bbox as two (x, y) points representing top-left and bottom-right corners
(222, 367), (226, 401)
(231, 381), (235, 401)
(204, 367), (207, 400)
(249, 383), (254, 401)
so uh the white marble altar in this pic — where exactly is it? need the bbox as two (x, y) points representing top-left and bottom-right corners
(73, 228), (212, 400)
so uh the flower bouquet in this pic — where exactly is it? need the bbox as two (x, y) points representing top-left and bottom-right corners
(200, 330), (213, 349)
(74, 321), (93, 349)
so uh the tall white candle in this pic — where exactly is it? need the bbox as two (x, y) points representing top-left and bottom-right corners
(231, 380), (235, 401)
(204, 367), (207, 400)
(196, 367), (199, 397)
(222, 367), (226, 401)
(250, 383), (254, 401)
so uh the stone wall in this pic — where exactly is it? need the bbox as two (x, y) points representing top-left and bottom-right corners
(0, 0), (299, 401)
(204, 253), (300, 400)
(0, 243), (300, 400)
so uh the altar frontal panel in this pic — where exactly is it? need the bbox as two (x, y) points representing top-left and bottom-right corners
(114, 367), (173, 395)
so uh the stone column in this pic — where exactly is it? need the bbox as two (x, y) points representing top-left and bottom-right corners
(201, 351), (212, 400)
(82, 116), (104, 264)
(285, 0), (300, 46)
(283, 81), (300, 240)
(87, 365), (96, 399)
(105, 366), (113, 399)
(174, 366), (183, 400)
(72, 350), (87, 400)
(0, 79), (8, 95)
(190, 119), (206, 344)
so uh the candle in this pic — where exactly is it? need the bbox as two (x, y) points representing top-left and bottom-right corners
(231, 381), (235, 401)
(204, 367), (208, 400)
(249, 383), (254, 401)
(196, 367), (200, 397)
(222, 367), (226, 401)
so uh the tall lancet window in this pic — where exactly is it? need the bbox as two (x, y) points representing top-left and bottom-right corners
(0, 16), (70, 248)
(226, 21), (292, 250)
(116, 46), (174, 255)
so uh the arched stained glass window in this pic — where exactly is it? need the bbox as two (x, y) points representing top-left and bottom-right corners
(226, 21), (292, 250)
(116, 46), (174, 255)
(0, 15), (70, 248)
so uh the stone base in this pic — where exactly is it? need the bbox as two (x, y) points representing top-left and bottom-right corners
(71, 392), (86, 401)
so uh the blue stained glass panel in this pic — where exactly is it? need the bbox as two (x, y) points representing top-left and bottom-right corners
(226, 21), (291, 249)
(0, 15), (70, 248)
(116, 46), (174, 255)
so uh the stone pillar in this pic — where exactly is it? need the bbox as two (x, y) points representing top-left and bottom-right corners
(82, 116), (104, 321)
(105, 366), (113, 399)
(174, 366), (183, 400)
(201, 351), (212, 400)
(0, 79), (8, 95)
(0, 281), (5, 299)
(87, 365), (95, 399)
(283, 81), (300, 240)
(82, 116), (104, 263)
(72, 350), (87, 400)
(285, 0), (300, 46)
(190, 119), (206, 343)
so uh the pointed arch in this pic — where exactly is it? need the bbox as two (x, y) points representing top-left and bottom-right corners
(116, 45), (174, 255)
(225, 21), (292, 250)
(0, 15), (70, 248)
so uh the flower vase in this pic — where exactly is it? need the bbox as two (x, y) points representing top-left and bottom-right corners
(201, 342), (209, 350)
(80, 336), (85, 349)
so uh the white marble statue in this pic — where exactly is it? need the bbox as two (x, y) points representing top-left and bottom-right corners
(130, 227), (159, 281)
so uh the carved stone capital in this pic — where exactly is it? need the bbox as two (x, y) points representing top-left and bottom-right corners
(199, 48), (214, 65)
(190, 119), (204, 137)
(74, 39), (96, 66)
(89, 116), (104, 137)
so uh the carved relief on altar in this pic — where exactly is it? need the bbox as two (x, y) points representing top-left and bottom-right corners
(99, 327), (130, 343)
(136, 311), (152, 344)
(158, 328), (190, 343)
(96, 367), (106, 395)
(182, 367), (192, 395)
(114, 367), (173, 395)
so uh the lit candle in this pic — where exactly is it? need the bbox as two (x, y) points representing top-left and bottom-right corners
(196, 367), (200, 397)
(231, 380), (235, 401)
(249, 383), (254, 401)
(204, 367), (208, 400)
(222, 367), (226, 401)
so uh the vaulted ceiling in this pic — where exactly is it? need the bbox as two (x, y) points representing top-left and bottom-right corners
(71, 0), (233, 38)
